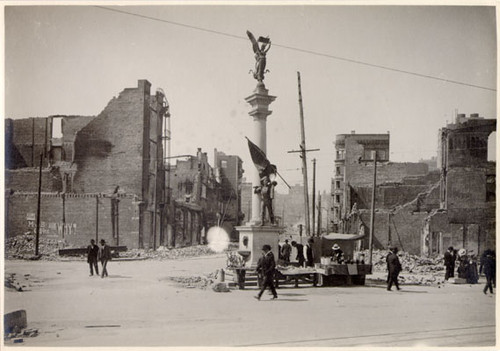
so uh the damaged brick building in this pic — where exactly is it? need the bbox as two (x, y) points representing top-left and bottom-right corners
(168, 148), (221, 247)
(213, 149), (244, 240)
(425, 113), (496, 256)
(6, 80), (169, 249)
(330, 115), (496, 256)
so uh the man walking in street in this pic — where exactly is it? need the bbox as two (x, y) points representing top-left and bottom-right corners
(87, 239), (99, 276)
(281, 239), (292, 263)
(254, 245), (278, 301)
(444, 246), (456, 281)
(386, 247), (402, 291)
(480, 249), (496, 295)
(291, 241), (305, 267)
(99, 239), (112, 278)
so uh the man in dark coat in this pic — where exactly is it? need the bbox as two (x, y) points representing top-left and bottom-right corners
(291, 241), (305, 267)
(480, 249), (496, 295)
(87, 239), (99, 276)
(386, 247), (402, 291)
(99, 239), (112, 278)
(254, 245), (278, 300)
(306, 238), (314, 267)
(281, 239), (292, 263)
(444, 246), (456, 280)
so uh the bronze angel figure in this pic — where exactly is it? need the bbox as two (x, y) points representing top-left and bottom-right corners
(247, 30), (271, 82)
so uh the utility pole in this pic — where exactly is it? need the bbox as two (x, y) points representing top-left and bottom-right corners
(95, 195), (99, 243)
(286, 72), (320, 237)
(368, 150), (377, 265)
(312, 158), (316, 236)
(35, 152), (43, 256)
(317, 192), (322, 236)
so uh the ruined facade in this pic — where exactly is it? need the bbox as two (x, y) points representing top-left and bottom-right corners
(213, 149), (244, 240)
(331, 115), (496, 256)
(169, 148), (222, 246)
(5, 80), (169, 249)
(425, 113), (496, 256)
(331, 132), (429, 232)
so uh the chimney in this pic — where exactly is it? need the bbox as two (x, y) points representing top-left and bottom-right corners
(351, 130), (355, 134)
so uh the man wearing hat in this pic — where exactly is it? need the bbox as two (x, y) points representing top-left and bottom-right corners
(444, 246), (456, 281)
(254, 244), (278, 301)
(386, 247), (402, 291)
(331, 243), (344, 264)
(99, 239), (112, 278)
(86, 239), (99, 276)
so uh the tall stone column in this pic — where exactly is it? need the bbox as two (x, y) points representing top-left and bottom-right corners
(245, 82), (276, 224)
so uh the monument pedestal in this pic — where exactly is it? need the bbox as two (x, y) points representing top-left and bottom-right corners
(236, 224), (284, 268)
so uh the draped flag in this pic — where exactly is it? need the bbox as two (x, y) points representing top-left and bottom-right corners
(246, 137), (274, 176)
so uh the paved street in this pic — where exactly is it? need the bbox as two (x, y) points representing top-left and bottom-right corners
(4, 255), (496, 348)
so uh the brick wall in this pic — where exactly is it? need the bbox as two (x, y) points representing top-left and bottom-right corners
(6, 117), (51, 168)
(446, 167), (486, 208)
(61, 115), (95, 162)
(5, 192), (141, 249)
(6, 168), (62, 192)
(73, 81), (150, 195)
(357, 209), (427, 255)
(347, 162), (429, 188)
(351, 184), (432, 210)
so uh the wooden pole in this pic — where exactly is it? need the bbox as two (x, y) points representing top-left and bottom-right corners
(95, 195), (99, 243)
(317, 192), (322, 236)
(312, 158), (316, 236)
(368, 151), (377, 265)
(35, 152), (43, 256)
(297, 72), (310, 236)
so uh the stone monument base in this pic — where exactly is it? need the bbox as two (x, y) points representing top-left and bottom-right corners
(235, 224), (284, 268)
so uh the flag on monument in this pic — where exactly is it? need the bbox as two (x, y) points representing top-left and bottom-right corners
(246, 137), (270, 174)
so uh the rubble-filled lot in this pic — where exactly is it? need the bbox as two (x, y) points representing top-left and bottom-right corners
(367, 249), (447, 286)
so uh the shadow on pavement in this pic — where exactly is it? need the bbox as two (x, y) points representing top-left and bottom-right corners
(104, 275), (132, 279)
(276, 293), (307, 297)
(259, 298), (308, 302)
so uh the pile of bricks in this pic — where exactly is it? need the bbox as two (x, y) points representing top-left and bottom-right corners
(370, 249), (444, 274)
(5, 233), (62, 260)
(120, 245), (218, 260)
(167, 275), (215, 289)
(368, 249), (446, 286)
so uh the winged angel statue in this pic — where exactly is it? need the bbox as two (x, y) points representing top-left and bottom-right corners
(247, 30), (271, 82)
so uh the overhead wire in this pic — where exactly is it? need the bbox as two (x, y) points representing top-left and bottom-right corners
(94, 6), (496, 92)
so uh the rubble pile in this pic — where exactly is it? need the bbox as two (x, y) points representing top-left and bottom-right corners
(120, 245), (218, 260)
(4, 273), (24, 292)
(168, 275), (215, 289)
(5, 233), (63, 260)
(368, 249), (446, 286)
(369, 249), (444, 274)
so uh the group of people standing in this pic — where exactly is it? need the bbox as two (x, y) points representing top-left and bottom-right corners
(86, 239), (112, 278)
(444, 246), (496, 294)
(279, 239), (315, 267)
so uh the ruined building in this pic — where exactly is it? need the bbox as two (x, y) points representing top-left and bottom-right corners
(330, 115), (496, 256)
(213, 149), (244, 240)
(168, 148), (221, 246)
(425, 113), (496, 256)
(5, 80), (169, 249)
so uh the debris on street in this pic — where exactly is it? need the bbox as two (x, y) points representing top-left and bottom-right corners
(120, 245), (218, 260)
(367, 249), (446, 285)
(167, 275), (215, 289)
(5, 232), (64, 261)
(5, 273), (24, 292)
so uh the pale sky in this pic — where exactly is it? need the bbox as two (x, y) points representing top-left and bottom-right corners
(4, 4), (497, 193)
